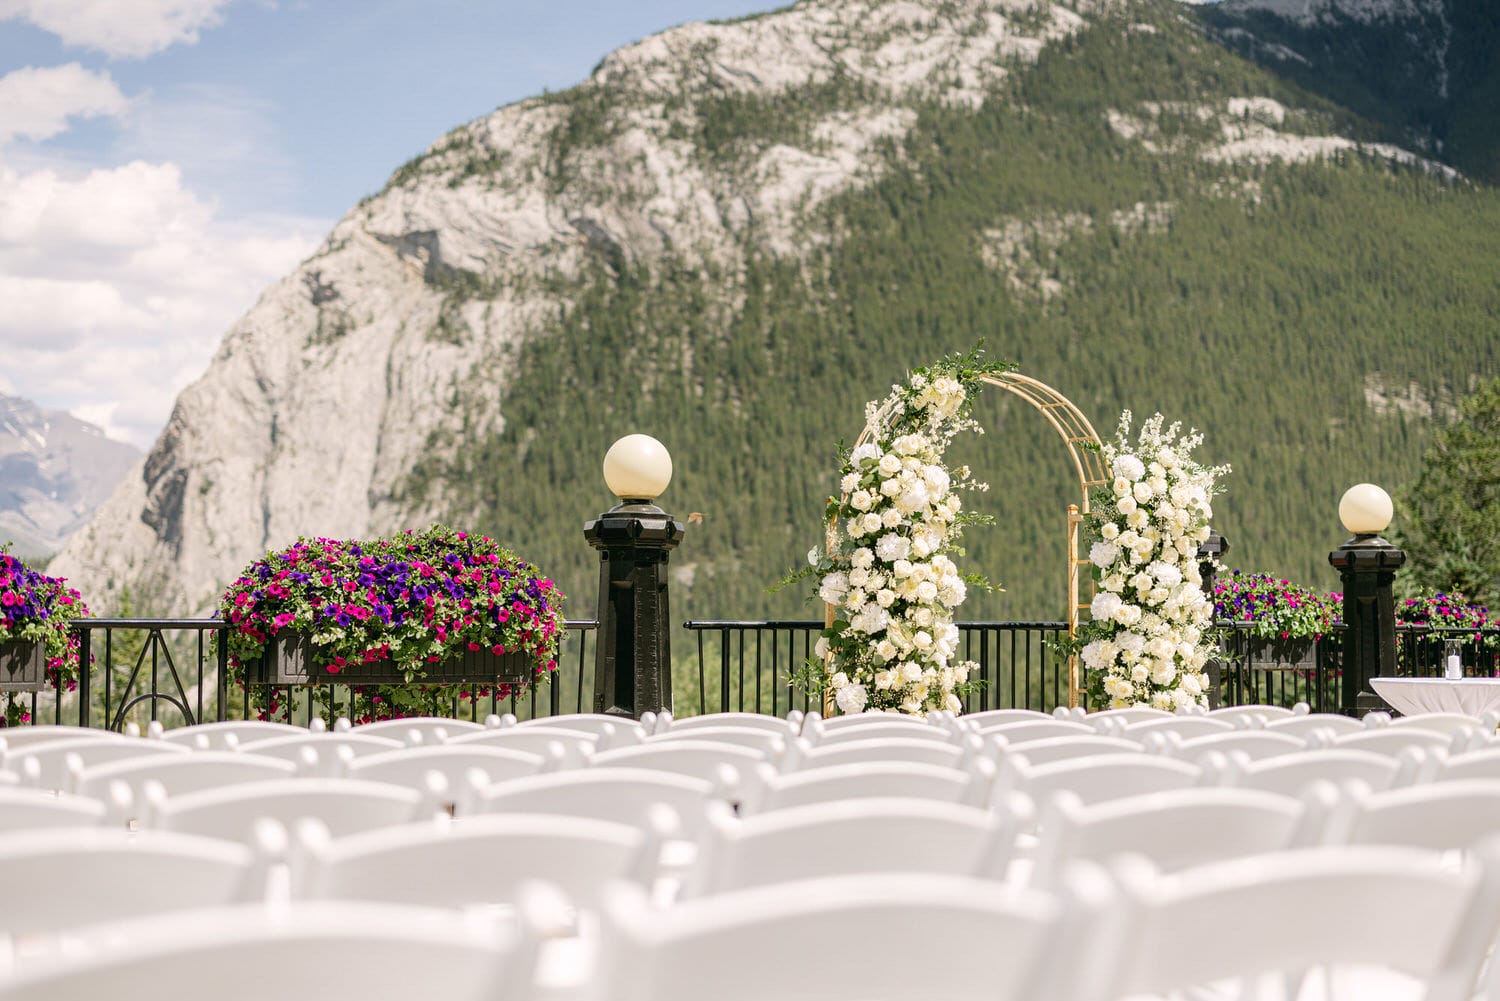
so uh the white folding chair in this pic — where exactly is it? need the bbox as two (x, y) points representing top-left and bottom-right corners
(157, 720), (307, 750)
(1435, 747), (1500, 783)
(1168, 730), (1308, 764)
(510, 713), (646, 742)
(1384, 712), (1491, 739)
(1120, 715), (1236, 741)
(1000, 735), (1138, 766)
(957, 708), (1053, 729)
(974, 719), (1094, 742)
(0, 901), (522, 1001)
(996, 753), (1200, 808)
(657, 713), (798, 737)
(742, 761), (989, 814)
(346, 744), (545, 790)
(811, 711), (937, 733)
(1083, 706), (1174, 729)
(235, 732), (403, 764)
(71, 751), (298, 802)
(1228, 748), (1408, 797)
(448, 726), (599, 763)
(588, 740), (771, 786)
(0, 786), (107, 831)
(811, 723), (956, 749)
(148, 778), (430, 844)
(1098, 843), (1500, 1001)
(1336, 779), (1500, 851)
(0, 726), (131, 751)
(12, 738), (187, 791)
(1331, 727), (1455, 757)
(0, 827), (275, 938)
(474, 767), (721, 838)
(683, 796), (1026, 898)
(1027, 786), (1328, 890)
(352, 716), (487, 744)
(597, 873), (1083, 1001)
(787, 736), (967, 771)
(1207, 704), (1297, 723)
(646, 727), (789, 755)
(1265, 713), (1365, 738)
(298, 812), (656, 912)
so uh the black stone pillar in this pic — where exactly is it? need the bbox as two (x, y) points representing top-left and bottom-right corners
(1196, 530), (1229, 709)
(1329, 535), (1406, 717)
(584, 502), (685, 720)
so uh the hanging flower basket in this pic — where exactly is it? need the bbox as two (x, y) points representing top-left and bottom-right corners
(249, 632), (532, 686)
(0, 639), (45, 691)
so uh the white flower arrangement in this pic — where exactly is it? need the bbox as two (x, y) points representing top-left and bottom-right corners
(1077, 412), (1229, 711)
(790, 348), (1011, 716)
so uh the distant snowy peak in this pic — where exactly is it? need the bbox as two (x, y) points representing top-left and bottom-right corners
(1216, 0), (1442, 26)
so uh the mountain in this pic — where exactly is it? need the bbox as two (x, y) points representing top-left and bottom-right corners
(0, 394), (141, 561)
(51, 0), (1500, 630)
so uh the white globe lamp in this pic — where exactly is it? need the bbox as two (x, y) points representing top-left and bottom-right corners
(1338, 483), (1393, 537)
(603, 434), (673, 504)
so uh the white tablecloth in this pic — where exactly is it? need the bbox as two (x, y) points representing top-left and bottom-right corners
(1370, 677), (1500, 717)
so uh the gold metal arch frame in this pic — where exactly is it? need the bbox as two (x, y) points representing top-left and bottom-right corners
(823, 372), (1110, 712)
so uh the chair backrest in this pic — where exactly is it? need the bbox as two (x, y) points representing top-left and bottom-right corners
(1103, 844), (1500, 1001)
(789, 736), (966, 772)
(1000, 735), (1138, 766)
(1084, 707), (1174, 729)
(973, 719), (1093, 742)
(660, 713), (798, 737)
(0, 726), (130, 751)
(1264, 713), (1365, 737)
(1121, 716), (1236, 741)
(0, 786), (107, 832)
(299, 812), (653, 910)
(475, 767), (719, 837)
(1331, 727), (1454, 757)
(686, 797), (1024, 897)
(956, 708), (1052, 729)
(0, 900), (518, 1001)
(150, 778), (427, 843)
(744, 761), (982, 814)
(1231, 748), (1405, 797)
(597, 873), (1070, 1001)
(1385, 712), (1489, 738)
(1170, 730), (1307, 764)
(345, 744), (545, 790)
(447, 726), (599, 762)
(71, 751), (298, 802)
(512, 713), (644, 740)
(814, 712), (936, 733)
(13, 738), (187, 791)
(1028, 786), (1322, 890)
(0, 827), (266, 936)
(811, 721), (955, 746)
(158, 720), (306, 749)
(1339, 779), (1500, 852)
(1000, 753), (1200, 807)
(647, 727), (789, 755)
(1207, 704), (1296, 722)
(589, 740), (770, 786)
(1436, 748), (1500, 784)
(351, 716), (486, 743)
(235, 733), (404, 763)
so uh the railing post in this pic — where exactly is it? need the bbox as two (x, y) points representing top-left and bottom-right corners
(1329, 485), (1406, 716)
(76, 626), (91, 728)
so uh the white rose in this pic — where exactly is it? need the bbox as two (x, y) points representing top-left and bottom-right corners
(881, 509), (904, 529)
(894, 434), (926, 456)
(1116, 604), (1143, 627)
(876, 588), (896, 608)
(914, 630), (934, 649)
(875, 640), (898, 661)
(875, 670), (895, 690)
(878, 454), (903, 475)
(900, 663), (923, 683)
(851, 443), (880, 465)
(1117, 496), (1138, 515)
(915, 581), (939, 602)
(875, 534), (910, 563)
(912, 607), (935, 627)
(1130, 664), (1149, 683)
(835, 684), (868, 714)
(862, 513), (883, 534)
(1115, 454), (1146, 481)
(1113, 477), (1131, 498)
(1133, 481), (1155, 504)
(814, 637), (830, 659)
(879, 477), (902, 497)
(1159, 448), (1178, 468)
(1103, 574), (1125, 593)
(945, 694), (963, 713)
(850, 490), (874, 512)
(818, 572), (849, 604)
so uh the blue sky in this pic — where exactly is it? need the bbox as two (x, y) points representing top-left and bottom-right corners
(0, 0), (772, 446)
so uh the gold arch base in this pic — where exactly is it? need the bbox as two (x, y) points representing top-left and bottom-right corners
(824, 371), (1109, 712)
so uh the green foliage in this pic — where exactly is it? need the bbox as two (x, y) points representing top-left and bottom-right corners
(1395, 377), (1500, 609)
(391, 0), (1500, 697)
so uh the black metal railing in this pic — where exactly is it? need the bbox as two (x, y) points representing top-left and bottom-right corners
(2, 620), (597, 732)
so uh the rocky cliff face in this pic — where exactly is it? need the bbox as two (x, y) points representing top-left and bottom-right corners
(0, 395), (140, 560)
(50, 0), (1097, 614)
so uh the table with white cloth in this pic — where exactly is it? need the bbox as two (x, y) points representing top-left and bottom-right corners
(1370, 676), (1500, 717)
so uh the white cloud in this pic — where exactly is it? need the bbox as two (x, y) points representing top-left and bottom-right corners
(0, 0), (236, 58)
(0, 159), (327, 446)
(0, 63), (129, 145)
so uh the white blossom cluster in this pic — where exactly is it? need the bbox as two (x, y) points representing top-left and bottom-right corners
(1079, 412), (1228, 711)
(810, 364), (993, 716)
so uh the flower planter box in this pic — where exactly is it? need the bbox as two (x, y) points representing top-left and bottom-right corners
(1243, 636), (1317, 671)
(0, 639), (46, 691)
(248, 633), (532, 687)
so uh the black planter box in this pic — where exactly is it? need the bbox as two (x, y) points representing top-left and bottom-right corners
(0, 639), (46, 691)
(250, 633), (532, 686)
(1244, 636), (1317, 671)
